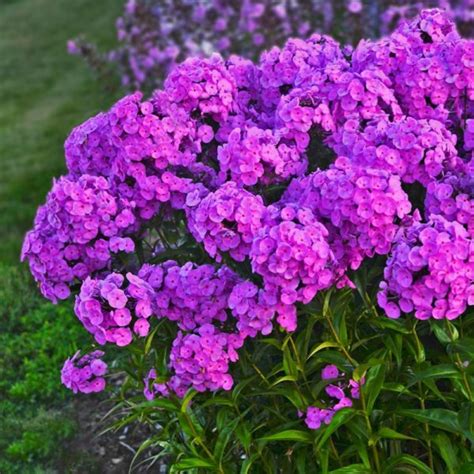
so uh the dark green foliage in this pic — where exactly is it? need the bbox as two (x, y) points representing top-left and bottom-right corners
(111, 263), (474, 473)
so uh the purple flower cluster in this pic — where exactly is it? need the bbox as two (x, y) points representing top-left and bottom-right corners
(21, 175), (136, 302)
(381, 0), (474, 37)
(168, 324), (244, 396)
(69, 1), (473, 92)
(218, 126), (306, 186)
(22, 11), (474, 399)
(251, 205), (336, 309)
(378, 216), (474, 320)
(228, 281), (276, 337)
(425, 172), (474, 235)
(186, 182), (273, 262)
(75, 271), (155, 346)
(357, 9), (474, 124)
(285, 162), (412, 271)
(61, 350), (108, 394)
(304, 365), (363, 430)
(330, 117), (460, 185)
(142, 261), (238, 331)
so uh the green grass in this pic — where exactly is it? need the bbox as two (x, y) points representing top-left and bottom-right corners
(0, 0), (122, 471)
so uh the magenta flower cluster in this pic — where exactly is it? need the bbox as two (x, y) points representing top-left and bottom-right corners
(68, 0), (473, 92)
(304, 365), (364, 430)
(186, 182), (272, 262)
(378, 216), (474, 320)
(61, 350), (108, 394)
(21, 175), (136, 302)
(24, 11), (474, 411)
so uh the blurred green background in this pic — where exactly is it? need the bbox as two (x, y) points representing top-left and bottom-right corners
(0, 0), (122, 471)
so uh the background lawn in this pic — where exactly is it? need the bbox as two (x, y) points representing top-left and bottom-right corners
(0, 0), (123, 471)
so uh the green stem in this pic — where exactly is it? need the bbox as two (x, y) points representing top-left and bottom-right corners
(329, 438), (343, 467)
(418, 382), (434, 470)
(322, 295), (381, 471)
(182, 412), (219, 468)
(359, 388), (381, 473)
(288, 335), (310, 387)
(446, 322), (473, 401)
(324, 309), (358, 367)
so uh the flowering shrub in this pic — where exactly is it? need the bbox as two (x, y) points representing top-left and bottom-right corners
(68, 0), (473, 91)
(24, 10), (474, 471)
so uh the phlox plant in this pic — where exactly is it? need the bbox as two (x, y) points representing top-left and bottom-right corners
(23, 9), (474, 472)
(67, 0), (474, 92)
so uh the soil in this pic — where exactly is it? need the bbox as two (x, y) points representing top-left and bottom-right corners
(56, 395), (166, 473)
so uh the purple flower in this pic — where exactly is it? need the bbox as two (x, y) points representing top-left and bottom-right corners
(61, 350), (107, 394)
(321, 364), (339, 380)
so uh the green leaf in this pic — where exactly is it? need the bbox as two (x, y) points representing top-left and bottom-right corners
(458, 463), (474, 474)
(240, 455), (258, 474)
(377, 427), (416, 441)
(329, 464), (371, 473)
(145, 398), (178, 412)
(235, 421), (252, 452)
(353, 358), (384, 381)
(214, 414), (242, 463)
(449, 338), (474, 359)
(316, 409), (355, 449)
(258, 429), (313, 443)
(282, 345), (298, 377)
(383, 334), (403, 368)
(296, 449), (307, 474)
(432, 433), (459, 474)
(374, 317), (411, 334)
(431, 322), (452, 345)
(409, 364), (460, 385)
(180, 389), (198, 413)
(307, 341), (339, 360)
(364, 364), (386, 411)
(173, 457), (216, 470)
(270, 375), (298, 387)
(332, 307), (348, 346)
(397, 409), (464, 436)
(383, 454), (433, 474)
(144, 324), (160, 355)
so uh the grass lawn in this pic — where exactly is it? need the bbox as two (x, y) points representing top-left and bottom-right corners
(0, 0), (123, 471)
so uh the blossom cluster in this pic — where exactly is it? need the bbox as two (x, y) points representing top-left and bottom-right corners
(330, 117), (460, 185)
(378, 216), (474, 320)
(61, 351), (108, 394)
(23, 11), (474, 409)
(186, 182), (273, 262)
(21, 175), (136, 302)
(304, 365), (363, 430)
(284, 162), (412, 271)
(425, 172), (474, 234)
(75, 271), (155, 346)
(68, 0), (473, 91)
